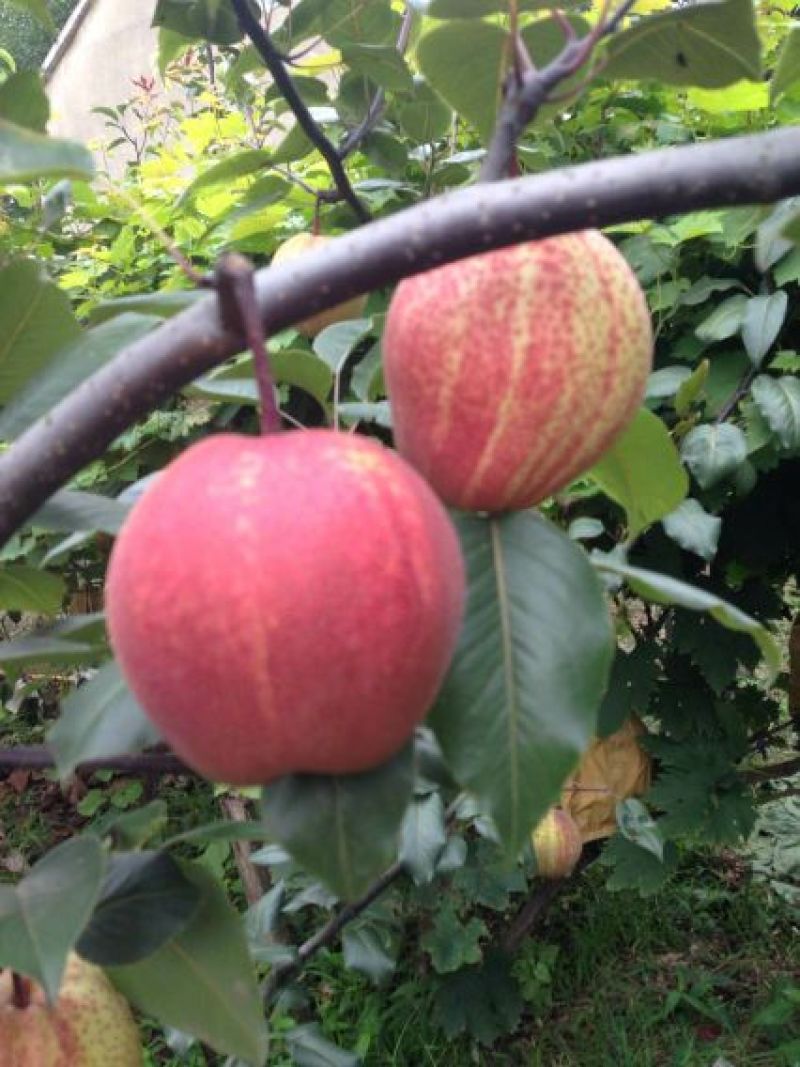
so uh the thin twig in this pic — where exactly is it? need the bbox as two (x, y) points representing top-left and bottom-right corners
(230, 0), (370, 223)
(215, 253), (283, 435)
(480, 0), (639, 181)
(339, 2), (416, 159)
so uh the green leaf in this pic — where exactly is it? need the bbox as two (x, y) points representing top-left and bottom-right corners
(399, 792), (447, 885)
(601, 834), (678, 896)
(261, 745), (414, 900)
(312, 319), (373, 371)
(431, 512), (614, 855)
(48, 661), (161, 779)
(397, 81), (452, 143)
(271, 122), (314, 165)
(152, 0), (250, 44)
(0, 565), (64, 614)
(417, 17), (586, 143)
(646, 366), (691, 400)
(0, 836), (106, 1002)
(285, 1024), (360, 1067)
(770, 24), (800, 101)
(5, 0), (54, 31)
(681, 423), (748, 489)
(422, 900), (486, 974)
(0, 71), (48, 132)
(591, 556), (781, 681)
(0, 119), (93, 183)
(342, 920), (396, 984)
(342, 44), (414, 92)
(604, 0), (761, 88)
(77, 851), (202, 967)
(88, 292), (201, 326)
(742, 293), (788, 367)
(597, 644), (660, 737)
(589, 408), (689, 537)
(0, 259), (81, 407)
(30, 489), (131, 536)
(674, 358), (710, 416)
(319, 0), (395, 47)
(751, 375), (800, 450)
(180, 148), (272, 203)
(694, 293), (749, 342)
(647, 736), (756, 844)
(662, 498), (722, 562)
(434, 951), (523, 1044)
(429, 0), (552, 13)
(110, 864), (268, 1065)
(452, 838), (526, 910)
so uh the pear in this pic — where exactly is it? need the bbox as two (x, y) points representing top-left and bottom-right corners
(0, 953), (142, 1066)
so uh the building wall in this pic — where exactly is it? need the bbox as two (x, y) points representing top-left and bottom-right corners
(44, 0), (160, 154)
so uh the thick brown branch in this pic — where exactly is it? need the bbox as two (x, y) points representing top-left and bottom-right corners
(1, 128), (799, 548)
(743, 756), (800, 783)
(230, 0), (370, 223)
(0, 746), (193, 776)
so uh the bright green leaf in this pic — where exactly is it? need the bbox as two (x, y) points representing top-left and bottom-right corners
(751, 374), (800, 449)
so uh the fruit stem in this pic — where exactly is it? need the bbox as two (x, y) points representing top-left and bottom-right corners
(12, 972), (31, 1009)
(215, 253), (283, 436)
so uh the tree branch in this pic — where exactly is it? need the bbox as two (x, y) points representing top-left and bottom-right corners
(0, 128), (799, 547)
(480, 0), (638, 182)
(0, 747), (193, 776)
(743, 756), (800, 783)
(338, 1), (416, 160)
(230, 0), (370, 223)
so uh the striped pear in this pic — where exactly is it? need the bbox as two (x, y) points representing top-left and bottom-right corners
(384, 231), (653, 512)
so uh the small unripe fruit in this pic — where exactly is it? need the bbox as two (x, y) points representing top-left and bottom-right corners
(384, 231), (653, 512)
(106, 430), (465, 785)
(0, 954), (142, 1066)
(271, 233), (368, 337)
(532, 807), (583, 880)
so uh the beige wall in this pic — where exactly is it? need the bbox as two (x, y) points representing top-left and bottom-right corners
(44, 0), (160, 156)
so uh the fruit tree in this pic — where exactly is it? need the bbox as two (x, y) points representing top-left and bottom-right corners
(0, 0), (799, 1062)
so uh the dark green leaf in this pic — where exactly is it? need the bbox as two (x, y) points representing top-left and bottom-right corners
(674, 359), (710, 416)
(244, 882), (285, 963)
(0, 836), (106, 1002)
(591, 556), (780, 680)
(48, 661), (161, 779)
(342, 45), (414, 92)
(604, 0), (761, 88)
(319, 0), (395, 47)
(429, 0), (552, 13)
(422, 900), (486, 974)
(589, 408), (688, 537)
(110, 864), (268, 1065)
(597, 644), (660, 737)
(261, 745), (414, 900)
(78, 851), (202, 966)
(646, 366), (692, 400)
(434, 951), (523, 1044)
(0, 565), (64, 614)
(432, 512), (614, 855)
(30, 489), (131, 536)
(601, 834), (678, 895)
(681, 423), (748, 489)
(751, 375), (800, 450)
(152, 0), (251, 45)
(103, 801), (170, 851)
(0, 119), (93, 183)
(0, 259), (81, 406)
(0, 614), (108, 668)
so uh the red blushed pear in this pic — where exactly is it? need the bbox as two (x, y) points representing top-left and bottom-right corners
(105, 430), (465, 786)
(383, 231), (653, 512)
(0, 954), (142, 1067)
